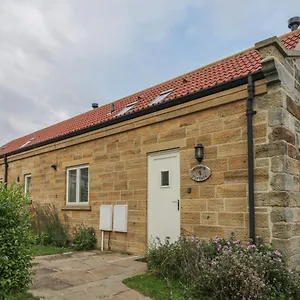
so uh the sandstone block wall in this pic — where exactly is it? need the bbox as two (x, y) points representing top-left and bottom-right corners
(0, 80), (267, 254)
(1, 35), (300, 263)
(255, 37), (300, 264)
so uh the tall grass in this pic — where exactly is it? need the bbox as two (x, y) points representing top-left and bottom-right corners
(30, 202), (70, 247)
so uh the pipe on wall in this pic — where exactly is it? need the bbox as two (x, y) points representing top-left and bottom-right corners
(246, 75), (256, 243)
(4, 155), (8, 185)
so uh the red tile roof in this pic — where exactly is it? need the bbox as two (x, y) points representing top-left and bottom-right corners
(281, 30), (300, 49)
(1, 30), (300, 156)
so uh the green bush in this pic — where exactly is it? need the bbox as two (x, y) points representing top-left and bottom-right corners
(0, 183), (33, 297)
(72, 224), (97, 251)
(30, 202), (70, 247)
(147, 236), (203, 281)
(147, 235), (300, 300)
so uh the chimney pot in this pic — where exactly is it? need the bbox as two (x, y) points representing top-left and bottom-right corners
(92, 103), (98, 109)
(288, 16), (300, 31)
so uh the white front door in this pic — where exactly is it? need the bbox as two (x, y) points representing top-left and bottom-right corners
(148, 149), (180, 244)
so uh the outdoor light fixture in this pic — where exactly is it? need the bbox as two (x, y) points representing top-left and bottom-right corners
(194, 144), (204, 163)
(51, 164), (57, 171)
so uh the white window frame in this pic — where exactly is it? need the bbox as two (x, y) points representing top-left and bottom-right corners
(66, 165), (89, 205)
(160, 169), (171, 188)
(20, 137), (35, 149)
(24, 174), (32, 195)
(150, 89), (174, 105)
(117, 101), (138, 116)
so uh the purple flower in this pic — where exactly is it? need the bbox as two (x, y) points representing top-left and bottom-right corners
(247, 244), (256, 250)
(214, 237), (221, 243)
(211, 260), (217, 265)
(218, 244), (222, 251)
(274, 250), (282, 257)
(233, 240), (241, 245)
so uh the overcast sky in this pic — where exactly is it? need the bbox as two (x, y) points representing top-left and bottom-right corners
(0, 0), (299, 146)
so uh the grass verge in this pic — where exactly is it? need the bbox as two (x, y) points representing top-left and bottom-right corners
(123, 273), (185, 300)
(30, 245), (72, 256)
(124, 274), (287, 300)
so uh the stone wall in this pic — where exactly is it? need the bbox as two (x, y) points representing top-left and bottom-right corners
(1, 35), (300, 261)
(0, 80), (267, 254)
(255, 37), (300, 264)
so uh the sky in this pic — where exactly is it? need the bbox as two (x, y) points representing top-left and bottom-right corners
(0, 0), (300, 146)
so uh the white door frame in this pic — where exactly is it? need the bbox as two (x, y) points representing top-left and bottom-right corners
(147, 149), (180, 244)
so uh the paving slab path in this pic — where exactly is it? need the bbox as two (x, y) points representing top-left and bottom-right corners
(30, 251), (150, 300)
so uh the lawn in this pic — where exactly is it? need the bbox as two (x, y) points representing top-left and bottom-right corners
(123, 273), (185, 300)
(124, 274), (287, 300)
(30, 244), (72, 256)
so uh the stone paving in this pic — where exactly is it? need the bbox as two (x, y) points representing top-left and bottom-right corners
(30, 251), (150, 299)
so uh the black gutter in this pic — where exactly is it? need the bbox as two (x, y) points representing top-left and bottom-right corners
(4, 155), (8, 184)
(0, 70), (264, 159)
(246, 75), (256, 244)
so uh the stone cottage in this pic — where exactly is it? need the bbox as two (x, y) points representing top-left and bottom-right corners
(1, 23), (300, 261)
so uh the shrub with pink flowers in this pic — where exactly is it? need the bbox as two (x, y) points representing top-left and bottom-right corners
(146, 234), (300, 299)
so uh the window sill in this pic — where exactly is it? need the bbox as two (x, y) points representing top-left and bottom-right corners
(62, 205), (91, 211)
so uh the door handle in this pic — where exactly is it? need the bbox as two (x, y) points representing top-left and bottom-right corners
(172, 199), (180, 211)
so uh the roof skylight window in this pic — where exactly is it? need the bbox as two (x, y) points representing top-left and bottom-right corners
(150, 89), (174, 105)
(117, 101), (138, 116)
(20, 137), (35, 149)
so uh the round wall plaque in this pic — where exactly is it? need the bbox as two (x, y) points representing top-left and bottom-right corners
(190, 165), (211, 182)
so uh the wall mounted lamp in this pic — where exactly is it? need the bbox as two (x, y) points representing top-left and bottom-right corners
(194, 144), (204, 163)
(51, 164), (57, 171)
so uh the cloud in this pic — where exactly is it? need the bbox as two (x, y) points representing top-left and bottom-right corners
(0, 0), (204, 145)
(0, 0), (299, 146)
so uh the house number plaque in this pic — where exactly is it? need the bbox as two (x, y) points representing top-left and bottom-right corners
(190, 165), (211, 182)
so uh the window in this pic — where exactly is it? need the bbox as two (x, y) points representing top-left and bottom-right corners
(67, 165), (89, 204)
(20, 137), (35, 149)
(24, 174), (32, 195)
(117, 101), (138, 116)
(150, 89), (174, 105)
(161, 170), (170, 187)
(0, 145), (7, 152)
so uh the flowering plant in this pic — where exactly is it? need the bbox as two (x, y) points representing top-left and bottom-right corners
(147, 234), (300, 299)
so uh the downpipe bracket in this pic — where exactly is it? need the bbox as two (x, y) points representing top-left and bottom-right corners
(246, 110), (257, 116)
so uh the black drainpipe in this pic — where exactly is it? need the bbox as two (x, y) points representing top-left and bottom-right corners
(4, 154), (8, 185)
(246, 75), (256, 243)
